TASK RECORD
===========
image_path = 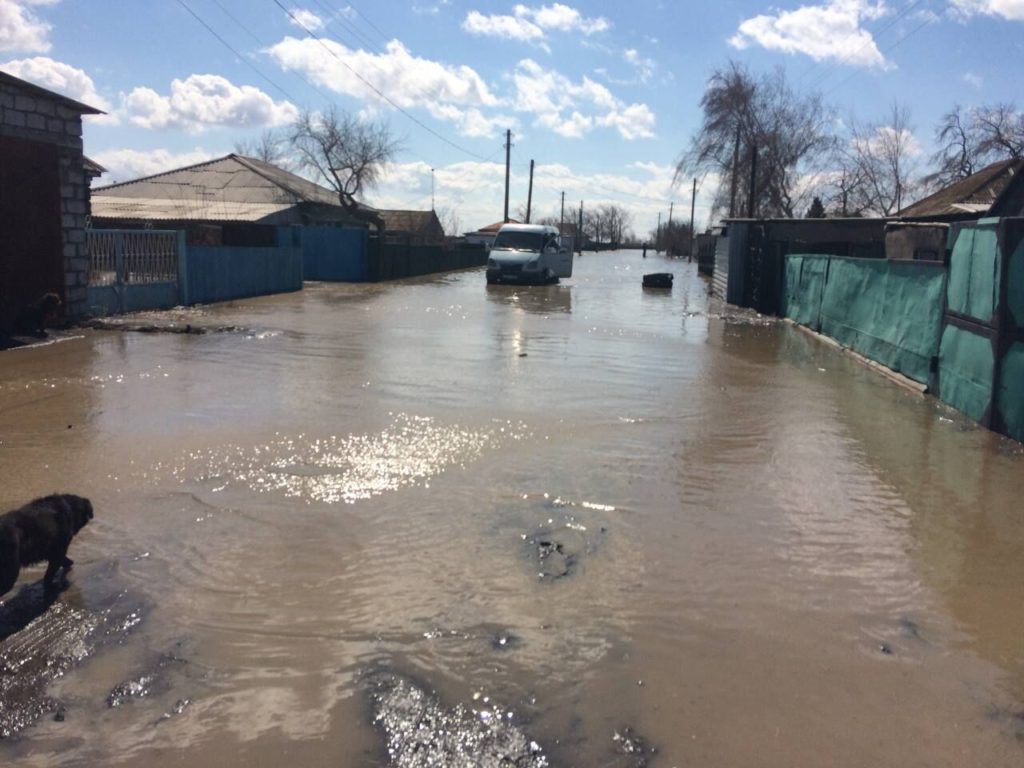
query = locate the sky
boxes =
[1,0,1021,236]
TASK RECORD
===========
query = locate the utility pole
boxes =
[689,178,696,262]
[749,144,757,219]
[668,201,674,257]
[656,211,661,253]
[430,167,435,211]
[578,200,583,255]
[503,129,512,223]
[560,190,565,229]
[525,159,535,224]
[729,124,740,218]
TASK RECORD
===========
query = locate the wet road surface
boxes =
[1,250,1022,766]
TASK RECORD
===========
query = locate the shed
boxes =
[0,70,103,331]
[380,209,445,245]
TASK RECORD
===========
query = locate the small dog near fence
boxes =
[13,292,62,337]
[0,494,94,598]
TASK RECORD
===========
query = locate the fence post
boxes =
[176,229,190,306]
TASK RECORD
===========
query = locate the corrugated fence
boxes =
[782,216,1024,443]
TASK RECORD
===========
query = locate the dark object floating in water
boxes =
[642,273,673,289]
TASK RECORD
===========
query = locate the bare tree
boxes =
[927,102,1023,189]
[842,102,920,216]
[676,61,834,220]
[435,205,462,237]
[973,103,1024,161]
[234,129,289,168]
[289,107,402,231]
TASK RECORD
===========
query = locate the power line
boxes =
[174,0,299,103]
[271,0,493,162]
[821,13,937,99]
[802,0,927,92]
[206,0,337,104]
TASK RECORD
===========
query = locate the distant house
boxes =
[91,153,376,244]
[0,71,104,331]
[380,209,445,245]
[899,159,1024,221]
[464,219,522,247]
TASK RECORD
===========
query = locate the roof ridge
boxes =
[92,153,237,192]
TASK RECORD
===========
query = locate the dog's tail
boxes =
[0,528,20,597]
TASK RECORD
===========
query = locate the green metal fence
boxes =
[783,254,946,386]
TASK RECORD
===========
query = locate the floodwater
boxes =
[1,250,1022,766]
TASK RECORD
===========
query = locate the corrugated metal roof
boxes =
[899,159,1023,218]
[91,196,295,222]
[91,154,377,222]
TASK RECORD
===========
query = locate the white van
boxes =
[485,224,573,284]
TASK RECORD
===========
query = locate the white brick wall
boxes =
[0,82,93,319]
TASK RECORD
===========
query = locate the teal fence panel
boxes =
[782,254,829,330]
[939,324,996,422]
[783,253,946,385]
[1007,231,1024,328]
[946,219,1000,322]
[185,245,303,305]
[998,342,1024,443]
[302,226,368,281]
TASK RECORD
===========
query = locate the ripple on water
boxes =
[161,413,533,504]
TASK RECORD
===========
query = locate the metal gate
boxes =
[87,229,184,314]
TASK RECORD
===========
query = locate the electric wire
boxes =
[173,0,298,103]
[270,0,494,162]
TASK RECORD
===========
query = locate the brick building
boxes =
[0,71,103,332]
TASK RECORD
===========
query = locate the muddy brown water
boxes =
[1,250,1022,766]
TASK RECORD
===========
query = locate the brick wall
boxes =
[0,82,92,319]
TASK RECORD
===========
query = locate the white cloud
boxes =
[413,0,451,14]
[90,147,218,185]
[851,125,924,158]
[462,9,544,42]
[0,0,54,53]
[268,36,506,137]
[511,59,655,140]
[623,48,656,83]
[949,0,1024,19]
[462,3,609,45]
[123,74,299,133]
[730,0,892,69]
[962,71,984,88]
[288,8,324,30]
[0,55,117,122]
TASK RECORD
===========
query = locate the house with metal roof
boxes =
[898,158,1024,221]
[91,153,377,233]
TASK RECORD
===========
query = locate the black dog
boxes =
[13,292,62,337]
[0,494,93,597]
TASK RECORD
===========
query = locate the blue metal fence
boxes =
[301,225,368,281]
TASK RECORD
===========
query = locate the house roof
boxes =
[91,154,375,222]
[0,70,105,115]
[380,209,442,233]
[899,159,1024,219]
[472,219,522,234]
[83,156,105,177]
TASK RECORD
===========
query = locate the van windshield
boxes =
[492,231,545,251]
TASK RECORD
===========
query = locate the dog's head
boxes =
[38,293,62,322]
[65,495,94,533]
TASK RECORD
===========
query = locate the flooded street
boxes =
[1,250,1022,766]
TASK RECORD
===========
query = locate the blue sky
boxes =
[1,0,1021,235]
